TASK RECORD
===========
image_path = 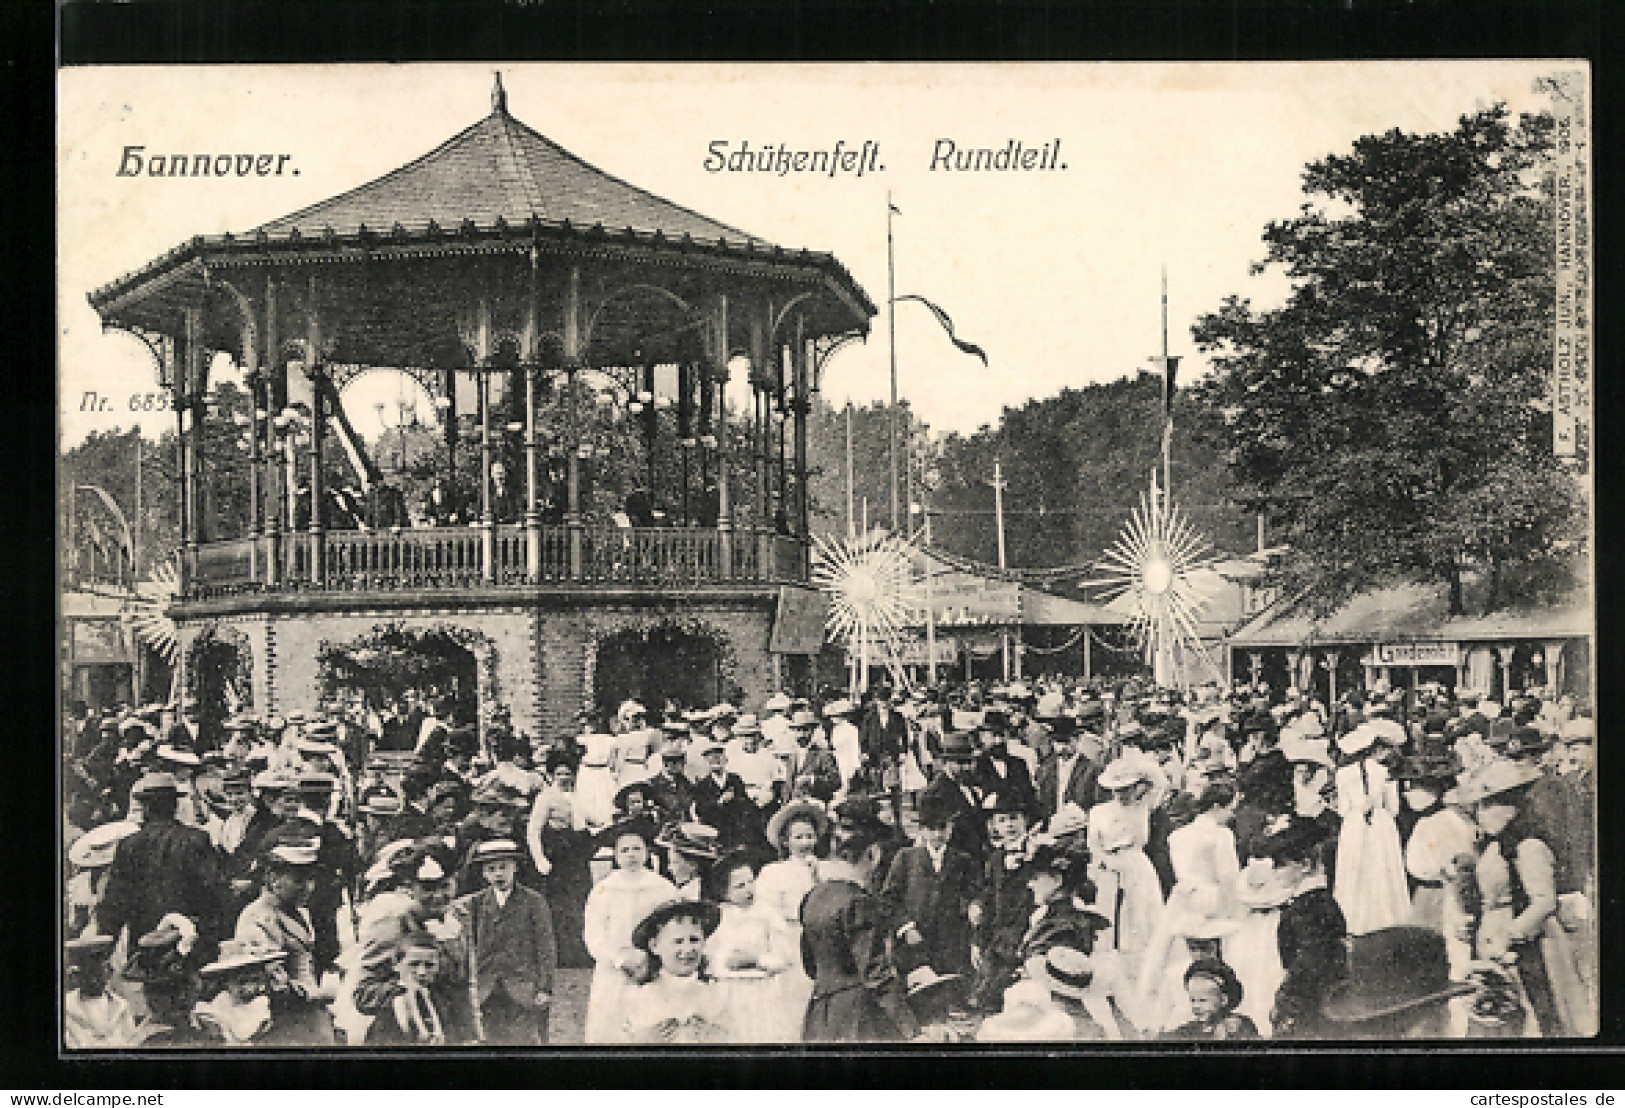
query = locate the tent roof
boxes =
[1228,578,1593,648]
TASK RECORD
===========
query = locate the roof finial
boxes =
[492,71,508,115]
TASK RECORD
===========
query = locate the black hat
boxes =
[630,897,722,952]
[832,793,888,830]
[917,789,958,829]
[1183,958,1244,1011]
[1321,926,1474,1024]
[598,814,658,850]
[614,781,653,813]
[66,934,118,964]
[979,789,1028,818]
[1257,814,1329,865]
[1043,714,1080,741]
[123,922,191,984]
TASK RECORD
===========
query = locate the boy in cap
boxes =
[64,934,138,1048]
[691,738,759,850]
[968,789,1035,1010]
[784,709,841,803]
[449,839,558,1044]
[881,787,980,977]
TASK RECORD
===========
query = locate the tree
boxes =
[1191,104,1585,615]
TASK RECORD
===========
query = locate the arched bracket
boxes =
[812,330,866,391]
[101,323,176,391]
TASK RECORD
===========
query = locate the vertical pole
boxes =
[1160,265,1172,501]
[887,192,899,532]
[133,435,142,583]
[306,278,326,585]
[845,402,855,540]
[564,266,583,578]
[1256,512,1266,554]
[1083,626,1093,681]
[246,371,261,582]
[793,318,809,541]
[524,361,541,581]
[993,457,1008,681]
[924,509,936,687]
[479,364,494,582]
[183,307,204,588]
[263,277,282,587]
[715,295,734,577]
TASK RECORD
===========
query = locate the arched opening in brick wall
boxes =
[592,623,725,717]
[186,623,254,741]
[316,624,484,749]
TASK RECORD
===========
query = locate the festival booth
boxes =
[87,77,873,738]
[1225,577,1593,705]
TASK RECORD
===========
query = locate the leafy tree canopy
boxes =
[1189,104,1585,616]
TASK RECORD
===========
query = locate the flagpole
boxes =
[845,402,855,540]
[887,193,900,534]
[1161,265,1172,501]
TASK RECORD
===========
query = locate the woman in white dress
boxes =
[1397,755,1477,980]
[618,899,732,1044]
[1131,781,1242,1034]
[754,798,828,1035]
[573,733,621,834]
[1229,858,1290,1037]
[1332,721,1412,935]
[582,817,676,1043]
[704,851,793,1041]
[1087,751,1167,1002]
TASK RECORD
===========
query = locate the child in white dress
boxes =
[705,851,794,1041]
[582,817,676,1043]
[619,899,731,1044]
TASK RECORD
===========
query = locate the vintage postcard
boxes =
[58,62,1593,1050]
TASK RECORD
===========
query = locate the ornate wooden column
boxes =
[478,361,495,582]
[170,335,190,595]
[749,306,773,571]
[263,277,282,587]
[792,315,811,572]
[182,306,205,583]
[563,265,584,578]
[306,276,326,585]
[713,294,733,578]
[523,249,542,581]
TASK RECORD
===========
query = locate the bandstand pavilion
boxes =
[87,76,873,739]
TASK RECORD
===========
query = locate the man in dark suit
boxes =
[860,686,913,830]
[691,739,760,849]
[1034,713,1102,826]
[916,731,987,865]
[449,839,557,1044]
[647,743,697,826]
[880,788,979,975]
[971,708,1038,823]
[97,772,234,962]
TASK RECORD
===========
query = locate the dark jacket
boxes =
[1017,896,1107,964]
[98,816,233,955]
[1034,751,1101,823]
[1271,882,1347,1040]
[880,844,979,975]
[1160,1013,1260,1041]
[917,774,987,863]
[785,744,842,804]
[691,772,759,847]
[646,771,696,826]
[449,884,557,1010]
[972,745,1038,820]
[859,708,912,765]
[800,877,920,1042]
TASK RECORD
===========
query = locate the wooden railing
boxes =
[184,524,808,597]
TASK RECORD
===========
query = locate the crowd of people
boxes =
[62,674,1597,1047]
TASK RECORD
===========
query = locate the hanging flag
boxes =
[895,294,989,366]
[889,199,901,215]
[1149,354,1181,420]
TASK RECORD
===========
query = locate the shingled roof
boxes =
[254,77,762,246]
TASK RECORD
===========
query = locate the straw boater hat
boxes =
[762,693,793,714]
[252,767,301,793]
[199,938,289,979]
[631,897,722,952]
[1453,759,1542,806]
[1321,926,1474,1024]
[130,770,182,796]
[66,934,118,964]
[1278,735,1335,772]
[766,797,829,850]
[658,821,723,860]
[732,713,762,735]
[1033,945,1101,1002]
[357,782,406,816]
[68,820,140,869]
[822,698,858,719]
[788,709,820,729]
[469,838,525,866]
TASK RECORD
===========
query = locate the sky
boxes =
[58,61,1567,448]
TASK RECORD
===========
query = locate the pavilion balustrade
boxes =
[183,524,806,597]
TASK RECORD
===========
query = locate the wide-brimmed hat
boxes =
[1033,945,1098,1001]
[821,698,858,719]
[1321,926,1474,1023]
[788,709,820,729]
[469,838,525,866]
[762,693,793,714]
[1183,958,1244,1010]
[979,789,1028,818]
[1454,758,1542,805]
[657,821,723,860]
[357,782,406,816]
[1490,724,1554,759]
[1097,752,1156,791]
[766,797,828,849]
[1336,722,1380,756]
[252,767,301,793]
[424,779,471,812]
[832,793,889,830]
[131,770,182,796]
[68,820,140,869]
[122,921,192,984]
[614,781,653,812]
[1044,802,1090,840]
[263,834,322,868]
[598,814,659,850]
[617,699,648,720]
[630,897,722,952]
[65,934,118,963]
[155,742,201,768]
[732,714,762,735]
[199,938,289,978]
[1278,736,1334,771]
[470,779,529,810]
[904,964,967,1002]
